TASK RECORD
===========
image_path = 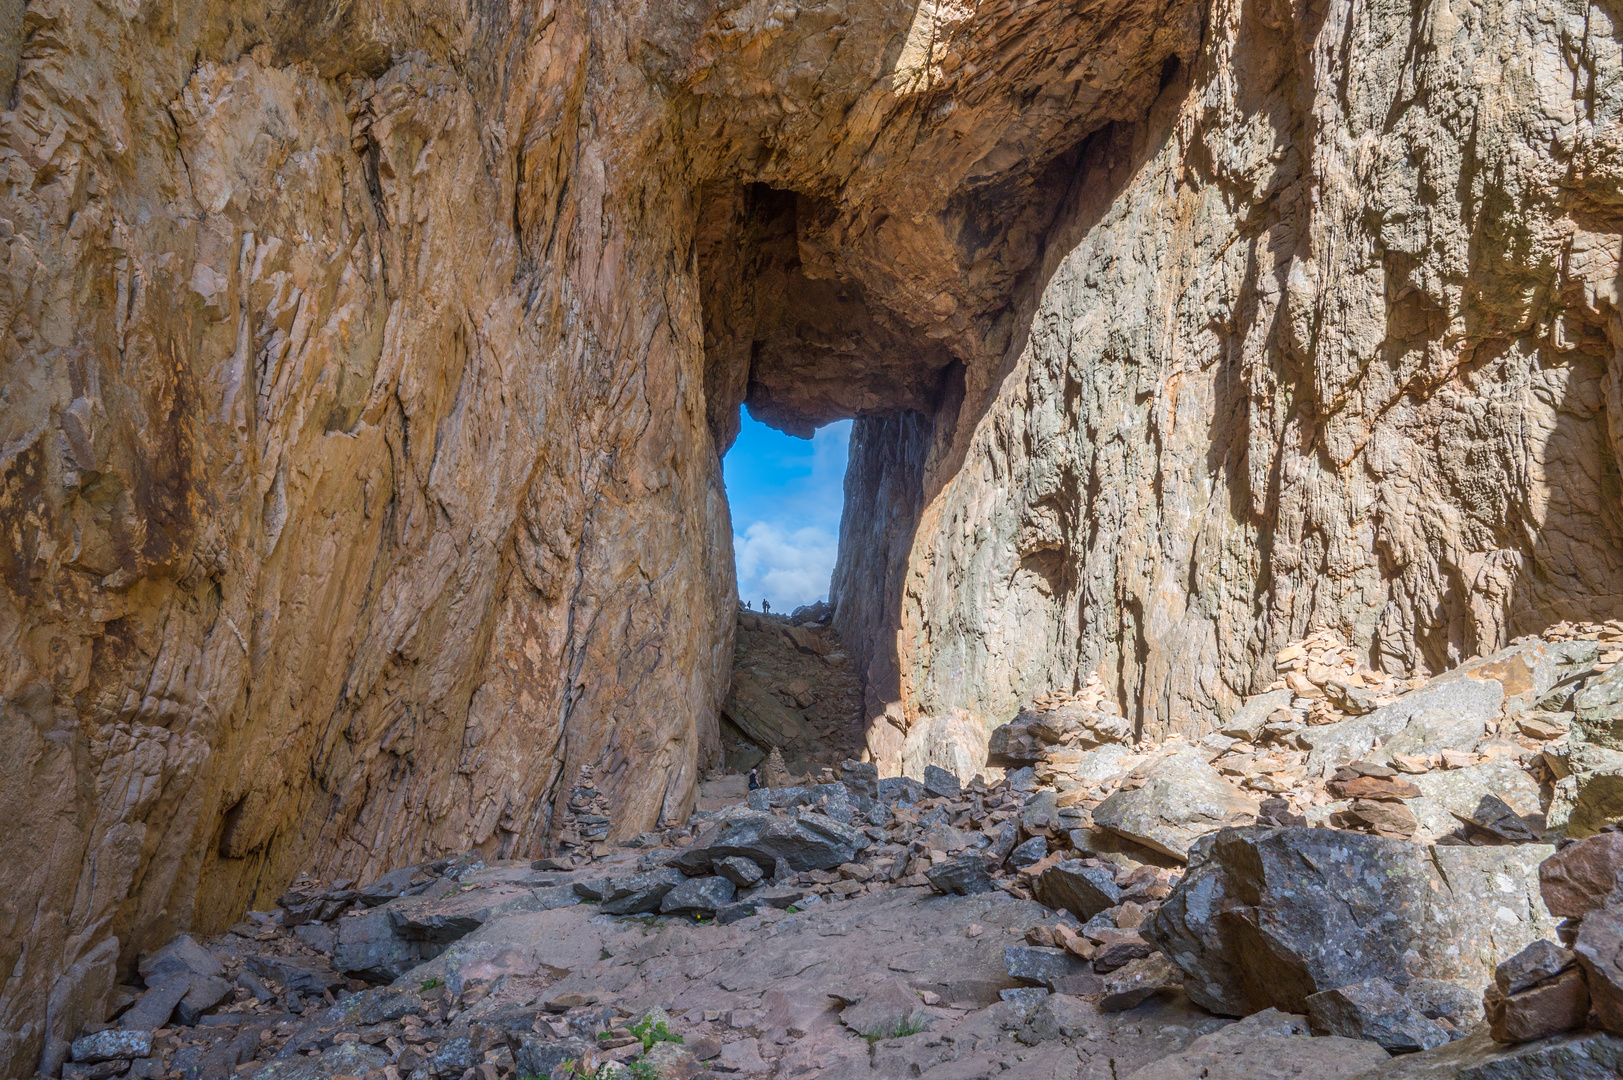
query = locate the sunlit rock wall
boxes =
[873,0,1623,751]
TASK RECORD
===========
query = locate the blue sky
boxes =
[723,409,852,612]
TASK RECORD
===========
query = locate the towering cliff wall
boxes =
[850,0,1623,762]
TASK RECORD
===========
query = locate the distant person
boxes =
[748,767,761,791]
[762,598,771,614]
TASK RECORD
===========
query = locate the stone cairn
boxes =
[555,765,612,858]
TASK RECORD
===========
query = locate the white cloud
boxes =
[733,520,838,613]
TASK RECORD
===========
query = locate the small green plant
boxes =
[419,977,443,992]
[630,1016,683,1051]
[862,1016,927,1043]
[626,1061,661,1080]
[785,905,800,914]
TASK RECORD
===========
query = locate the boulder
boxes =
[1485,968,1589,1044]
[1575,907,1623,1035]
[878,776,929,807]
[1540,831,1623,917]
[1032,861,1122,921]
[721,670,806,747]
[1574,662,1623,749]
[1004,945,1092,990]
[388,883,546,943]
[716,856,764,887]
[1090,953,1178,1011]
[1382,710,1486,759]
[512,1037,593,1080]
[1405,761,1543,840]
[923,764,961,800]
[173,975,232,1026]
[119,979,188,1031]
[1305,978,1451,1053]
[1146,827,1556,1019]
[1092,747,1259,860]
[925,855,995,895]
[137,936,224,985]
[334,909,429,982]
[599,867,686,915]
[674,811,864,876]
[352,987,423,1025]
[1008,836,1049,869]
[1549,742,1623,838]
[355,865,426,906]
[659,875,737,915]
[1222,691,1295,741]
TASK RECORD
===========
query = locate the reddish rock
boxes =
[1485,969,1590,1044]
[1574,907,1623,1035]
[1540,832,1623,918]
[1326,776,1423,801]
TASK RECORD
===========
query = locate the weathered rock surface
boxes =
[1147,827,1556,1019]
[1092,748,1259,860]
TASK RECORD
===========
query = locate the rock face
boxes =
[1147,827,1557,1019]
[834,0,1623,763]
[6,0,1623,1075]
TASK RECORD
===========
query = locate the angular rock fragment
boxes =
[1098,953,1181,1012]
[1306,977,1451,1053]
[716,855,765,887]
[119,980,189,1031]
[1575,907,1623,1035]
[922,764,961,799]
[71,1031,152,1064]
[673,811,863,875]
[659,875,737,915]
[1091,747,1259,860]
[837,978,927,1038]
[138,936,224,985]
[1004,945,1092,989]
[925,855,994,895]
[599,867,686,915]
[245,954,343,996]
[334,902,428,980]
[1008,836,1049,869]
[1540,831,1623,917]
[1031,860,1122,921]
[1485,967,1589,1044]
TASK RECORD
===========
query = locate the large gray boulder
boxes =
[1146,827,1556,1020]
[1092,746,1258,860]
[673,809,864,875]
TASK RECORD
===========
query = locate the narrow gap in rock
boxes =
[706,408,866,798]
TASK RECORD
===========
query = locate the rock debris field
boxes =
[39,625,1623,1080]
